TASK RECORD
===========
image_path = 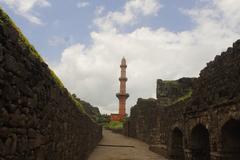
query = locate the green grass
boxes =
[163,80,178,85]
[70,94,99,123]
[173,90,192,104]
[104,121,123,129]
[71,96,84,113]
[49,69,65,91]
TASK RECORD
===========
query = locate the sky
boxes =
[0,0,240,114]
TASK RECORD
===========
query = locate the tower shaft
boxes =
[116,58,129,118]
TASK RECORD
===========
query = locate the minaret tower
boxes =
[116,57,129,119]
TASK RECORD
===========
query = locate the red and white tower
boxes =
[111,57,129,121]
[116,57,129,118]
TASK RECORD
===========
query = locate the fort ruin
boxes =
[124,40,240,160]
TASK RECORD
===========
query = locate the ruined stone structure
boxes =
[111,57,129,121]
[124,40,240,160]
[0,8,102,160]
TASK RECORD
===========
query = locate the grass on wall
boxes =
[173,90,192,104]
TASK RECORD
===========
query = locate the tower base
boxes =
[110,113,125,121]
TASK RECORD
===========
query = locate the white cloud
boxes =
[213,0,240,32]
[125,0,161,16]
[52,0,240,114]
[77,1,89,8]
[0,0,50,25]
[94,0,162,31]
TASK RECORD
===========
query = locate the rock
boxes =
[0,127,9,138]
[26,114,39,128]
[0,139,4,153]
[233,40,240,49]
[10,134,17,154]
[28,128,37,138]
[36,147,45,160]
[3,134,17,154]
[17,136,28,153]
[10,128,27,135]
[0,107,9,124]
[6,104,17,113]
[4,54,19,74]
[9,109,26,127]
[17,97,28,106]
[0,68,5,79]
[27,95,38,108]
[3,83,19,101]
[29,134,47,149]
[17,80,33,97]
[0,45,3,62]
[21,107,30,114]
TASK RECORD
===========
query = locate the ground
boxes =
[88,129,166,160]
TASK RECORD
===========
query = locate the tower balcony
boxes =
[119,77,128,81]
[116,93,129,99]
[120,64,127,68]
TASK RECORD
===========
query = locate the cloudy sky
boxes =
[1,0,240,114]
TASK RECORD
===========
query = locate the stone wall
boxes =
[125,40,240,160]
[189,40,240,111]
[72,94,101,122]
[127,98,158,144]
[157,78,195,106]
[0,8,102,160]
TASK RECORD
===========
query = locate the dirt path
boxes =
[88,129,167,160]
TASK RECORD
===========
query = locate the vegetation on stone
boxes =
[172,89,192,104]
[72,94,101,122]
[163,80,178,85]
[156,78,195,106]
[104,121,124,129]
[50,69,66,91]
[71,94,85,112]
[96,114,111,125]
[104,115,129,130]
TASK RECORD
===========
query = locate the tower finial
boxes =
[121,57,126,66]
